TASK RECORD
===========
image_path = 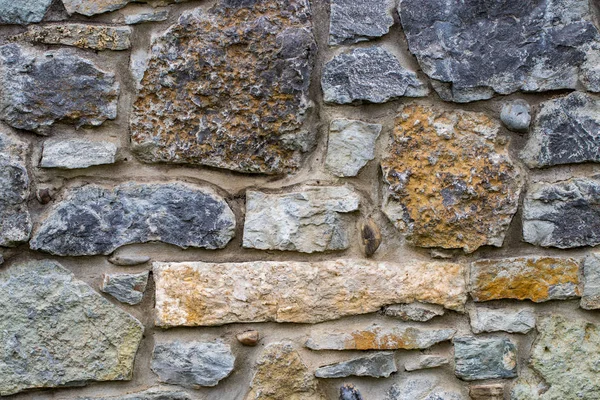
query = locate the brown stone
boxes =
[469,384,504,400]
[15,24,132,51]
[361,218,382,257]
[236,330,259,347]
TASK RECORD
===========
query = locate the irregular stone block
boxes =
[0,0,52,25]
[469,307,535,334]
[0,44,119,134]
[16,24,132,51]
[243,186,360,253]
[326,119,381,177]
[322,47,428,104]
[386,377,467,400]
[153,260,467,327]
[470,257,580,302]
[315,352,397,378]
[399,0,600,101]
[30,182,236,256]
[62,0,133,15]
[0,260,144,396]
[500,99,531,133]
[582,253,600,309]
[404,355,449,372]
[40,139,118,169]
[125,9,169,24]
[101,271,149,305]
[80,387,191,400]
[340,384,363,400]
[381,104,523,253]
[469,384,504,400]
[151,341,235,388]
[454,337,517,381]
[329,0,394,45]
[131,0,316,174]
[382,303,445,322]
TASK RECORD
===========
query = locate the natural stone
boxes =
[404,355,449,372]
[469,384,503,400]
[329,0,394,45]
[153,260,467,327]
[326,119,381,177]
[31,182,235,256]
[0,0,53,25]
[40,139,118,169]
[236,330,260,346]
[108,252,151,266]
[242,186,360,253]
[340,384,363,400]
[101,271,149,305]
[500,100,531,133]
[386,377,466,400]
[381,104,522,253]
[382,303,445,322]
[131,0,316,174]
[315,352,397,378]
[0,44,119,134]
[398,0,600,101]
[80,387,191,400]
[322,47,428,104]
[361,218,382,257]
[151,341,235,388]
[16,24,132,51]
[582,253,600,309]
[125,9,169,25]
[470,257,580,302]
[469,307,536,334]
[61,0,185,16]
[0,260,144,396]
[454,337,517,381]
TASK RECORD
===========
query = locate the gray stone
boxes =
[404,356,449,372]
[454,337,517,381]
[0,44,119,134]
[329,0,394,45]
[243,186,360,253]
[340,384,363,400]
[0,260,144,396]
[386,377,467,400]
[62,0,188,16]
[500,100,531,133]
[469,307,536,334]
[322,46,428,104]
[521,92,600,168]
[40,139,118,169]
[315,352,397,378]
[151,341,235,388]
[30,182,236,256]
[326,119,381,177]
[382,303,445,322]
[398,0,600,102]
[108,252,151,266]
[16,24,132,51]
[581,253,600,309]
[125,9,169,24]
[101,271,149,305]
[0,0,53,25]
[79,387,191,400]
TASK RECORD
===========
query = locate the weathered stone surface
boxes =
[470,257,580,302]
[0,260,144,396]
[101,271,149,305]
[322,47,428,104]
[61,0,184,16]
[243,186,360,253]
[131,0,316,174]
[40,139,118,169]
[469,384,503,400]
[405,355,449,372]
[500,100,531,133]
[80,387,191,400]
[246,342,325,400]
[125,9,169,24]
[315,352,397,378]
[469,307,536,334]
[0,0,52,25]
[399,0,600,102]
[361,218,382,257]
[236,330,260,346]
[108,253,150,266]
[0,44,119,134]
[329,0,394,45]
[382,303,445,322]
[386,377,466,400]
[521,92,600,168]
[340,384,363,400]
[454,337,517,381]
[151,341,234,388]
[582,253,600,309]
[326,119,381,177]
[381,104,523,253]
[30,182,236,256]
[153,260,467,327]
[16,24,132,51]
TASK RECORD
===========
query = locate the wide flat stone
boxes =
[0,260,144,396]
[125,9,169,24]
[0,0,53,24]
[469,384,504,400]
[153,260,467,327]
[381,104,523,253]
[382,303,445,322]
[469,307,536,334]
[62,0,183,16]
[30,182,236,256]
[454,337,517,381]
[40,139,118,169]
[16,24,132,51]
[326,119,381,177]
[582,253,600,309]
[131,0,315,174]
[404,355,449,372]
[386,377,467,400]
[101,271,149,305]
[81,387,191,400]
[329,0,394,45]
[315,352,397,378]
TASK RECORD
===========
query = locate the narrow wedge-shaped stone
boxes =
[405,355,449,372]
[16,24,132,51]
[315,352,397,378]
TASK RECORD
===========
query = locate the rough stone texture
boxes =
[80,387,191,400]
[245,342,325,400]
[382,303,445,322]
[329,0,394,45]
[322,47,428,104]
[500,100,531,133]
[314,352,397,378]
[40,139,118,169]
[470,257,580,302]
[386,377,466,400]
[130,0,316,174]
[469,307,536,334]
[243,186,360,253]
[0,260,144,396]
[62,0,187,16]
[16,24,132,51]
[454,337,517,381]
[340,384,363,400]
[399,0,600,102]
[0,0,53,25]
[108,252,150,266]
[381,104,523,253]
[30,182,236,256]
[404,356,449,372]
[153,260,467,327]
[469,384,503,400]
[101,271,149,305]
[521,92,600,168]
[125,10,169,25]
[361,218,382,257]
[0,44,119,134]
[151,341,235,388]
[236,330,259,346]
[326,119,381,177]
[582,253,600,309]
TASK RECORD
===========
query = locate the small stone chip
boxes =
[101,271,149,305]
[500,99,531,133]
[236,330,260,346]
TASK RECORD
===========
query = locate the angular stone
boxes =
[0,44,119,134]
[582,253,600,309]
[101,271,149,305]
[40,139,118,169]
[454,337,517,381]
[80,387,191,400]
[381,104,523,253]
[399,0,600,102]
[62,0,183,16]
[500,100,531,133]
[469,307,535,334]
[151,341,235,388]
[30,182,236,256]
[0,260,144,396]
[386,377,467,400]
[125,9,169,24]
[0,0,52,25]
[404,355,449,372]
[470,257,580,302]
[469,384,503,400]
[329,0,394,45]
[340,384,363,400]
[382,303,445,322]
[153,260,467,327]
[242,186,360,253]
[131,0,315,174]
[322,47,428,104]
[315,352,397,378]
[326,119,381,177]
[16,24,132,51]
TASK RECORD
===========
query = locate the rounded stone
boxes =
[500,100,531,132]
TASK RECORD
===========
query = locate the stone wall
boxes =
[1,0,600,399]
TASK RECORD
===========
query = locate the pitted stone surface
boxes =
[582,253,600,309]
[101,271,149,305]
[382,303,445,322]
[30,182,236,256]
[469,307,536,334]
[81,387,191,400]
[315,352,397,378]
[0,260,144,396]
[454,337,517,381]
[326,119,381,177]
[125,9,169,24]
[381,104,523,253]
[131,0,316,174]
[40,139,118,169]
[404,356,449,372]
[329,0,394,45]
[0,0,53,25]
[16,24,132,51]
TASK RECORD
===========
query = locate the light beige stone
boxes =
[15,24,132,51]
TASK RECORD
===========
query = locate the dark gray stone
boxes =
[315,352,397,379]
[340,384,364,400]
[79,387,191,400]
[454,337,517,381]
[501,100,531,133]
[0,0,53,25]
[329,0,394,45]
[101,271,149,305]
[30,182,236,256]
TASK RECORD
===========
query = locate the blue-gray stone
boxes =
[501,100,531,133]
[0,0,53,25]
[386,377,467,400]
[329,0,394,45]
[101,271,149,305]
[454,337,517,381]
[315,352,397,378]
[80,387,191,400]
[340,384,364,400]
